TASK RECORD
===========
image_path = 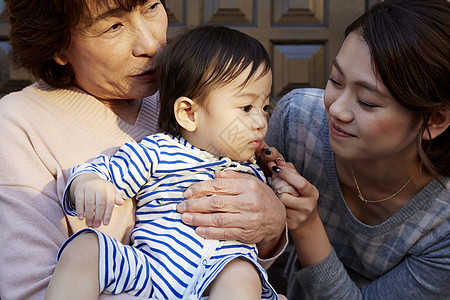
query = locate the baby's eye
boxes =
[242,105,252,112]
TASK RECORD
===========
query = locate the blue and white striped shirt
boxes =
[62,133,277,299]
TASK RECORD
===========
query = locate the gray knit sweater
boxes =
[266,88,450,299]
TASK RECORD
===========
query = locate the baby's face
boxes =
[194,65,272,161]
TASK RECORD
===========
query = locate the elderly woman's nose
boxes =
[133,23,162,57]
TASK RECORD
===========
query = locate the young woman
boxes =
[266,0,450,298]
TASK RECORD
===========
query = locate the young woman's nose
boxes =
[328,92,354,123]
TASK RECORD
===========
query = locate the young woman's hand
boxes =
[69,173,124,227]
[270,161,331,267]
[270,160,319,232]
[257,144,316,231]
[255,143,284,177]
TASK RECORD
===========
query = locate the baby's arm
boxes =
[65,140,161,227]
[69,173,124,228]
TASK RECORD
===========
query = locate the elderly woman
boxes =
[0,1,286,299]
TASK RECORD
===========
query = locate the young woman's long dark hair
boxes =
[345,0,450,178]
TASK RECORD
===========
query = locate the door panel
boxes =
[0,0,376,98]
[166,0,370,99]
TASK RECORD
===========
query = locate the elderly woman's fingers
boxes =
[178,171,286,245]
[180,170,249,201]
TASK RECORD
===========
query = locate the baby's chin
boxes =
[206,146,255,162]
[228,153,256,162]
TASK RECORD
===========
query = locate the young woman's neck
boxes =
[335,153,433,225]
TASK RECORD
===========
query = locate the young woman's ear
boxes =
[53,52,69,66]
[422,108,450,140]
[174,97,198,132]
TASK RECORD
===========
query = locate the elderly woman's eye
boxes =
[147,1,162,12]
[108,23,123,32]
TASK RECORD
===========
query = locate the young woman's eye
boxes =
[242,105,252,112]
[357,99,378,108]
[328,76,341,87]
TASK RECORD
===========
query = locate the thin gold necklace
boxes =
[348,162,417,204]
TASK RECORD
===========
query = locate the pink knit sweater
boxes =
[0,82,285,299]
[0,82,159,299]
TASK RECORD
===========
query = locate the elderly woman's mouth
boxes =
[132,69,156,81]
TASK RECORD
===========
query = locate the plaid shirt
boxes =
[266,88,450,299]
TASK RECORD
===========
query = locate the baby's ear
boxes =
[422,108,450,140]
[174,96,198,132]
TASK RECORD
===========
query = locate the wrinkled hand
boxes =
[177,170,286,257]
[69,173,124,227]
[270,160,319,232]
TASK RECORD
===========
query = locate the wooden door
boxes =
[0,1,37,96]
[1,0,378,98]
[165,0,379,99]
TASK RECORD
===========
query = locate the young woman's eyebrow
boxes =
[332,58,384,96]
[332,58,344,75]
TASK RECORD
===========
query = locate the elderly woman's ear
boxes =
[53,52,69,66]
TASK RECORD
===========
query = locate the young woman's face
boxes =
[56,0,167,100]
[324,32,420,162]
[195,65,272,161]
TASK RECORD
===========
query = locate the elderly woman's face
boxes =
[54,0,167,100]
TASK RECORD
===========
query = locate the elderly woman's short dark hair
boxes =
[6,0,165,87]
